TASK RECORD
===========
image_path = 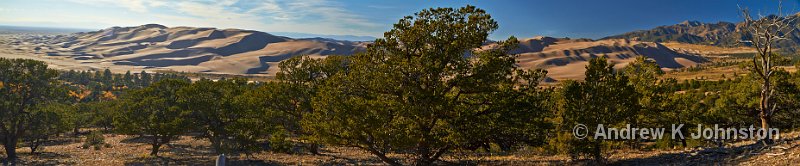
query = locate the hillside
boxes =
[603,14,800,50]
[486,36,708,81]
[603,20,738,45]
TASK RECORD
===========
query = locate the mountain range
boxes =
[604,14,800,51]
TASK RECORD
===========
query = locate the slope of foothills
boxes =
[485,36,709,81]
[604,14,800,52]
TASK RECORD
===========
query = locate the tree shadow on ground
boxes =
[165,142,214,156]
[123,155,285,166]
[455,159,568,166]
[609,140,794,166]
[42,137,82,146]
[123,141,259,165]
[120,136,152,144]
[227,159,281,166]
[314,153,387,165]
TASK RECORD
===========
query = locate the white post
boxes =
[215,154,226,166]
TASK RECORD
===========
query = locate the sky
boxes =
[0,0,798,40]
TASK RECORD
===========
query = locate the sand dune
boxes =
[20,24,366,76]
[486,37,708,81]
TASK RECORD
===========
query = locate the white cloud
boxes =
[283,0,380,27]
[176,1,249,20]
[33,0,383,36]
[66,0,166,12]
[247,0,292,20]
[168,0,380,35]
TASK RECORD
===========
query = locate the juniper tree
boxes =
[556,57,637,162]
[114,79,191,156]
[304,6,550,165]
[0,58,61,162]
[248,55,349,154]
[24,102,70,154]
[178,78,263,154]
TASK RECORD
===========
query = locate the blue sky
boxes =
[0,0,797,40]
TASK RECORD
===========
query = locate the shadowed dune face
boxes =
[198,40,366,74]
[499,37,708,81]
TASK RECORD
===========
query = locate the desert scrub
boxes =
[82,131,108,150]
[268,130,293,153]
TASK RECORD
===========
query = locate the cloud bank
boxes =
[1,0,384,37]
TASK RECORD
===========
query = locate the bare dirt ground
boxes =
[2,131,800,165]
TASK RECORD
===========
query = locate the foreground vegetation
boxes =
[3,5,800,166]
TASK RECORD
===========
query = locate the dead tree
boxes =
[738,1,798,144]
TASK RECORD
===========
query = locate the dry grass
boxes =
[663,65,746,81]
[662,65,797,81]
[661,42,756,55]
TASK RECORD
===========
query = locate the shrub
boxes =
[83,131,106,150]
[268,130,293,153]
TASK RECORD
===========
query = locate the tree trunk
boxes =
[365,147,401,166]
[414,149,432,166]
[681,138,687,148]
[414,157,433,166]
[760,79,774,144]
[306,143,320,155]
[73,127,80,137]
[412,147,449,166]
[210,137,223,155]
[4,136,18,164]
[150,144,162,156]
[150,135,163,157]
[29,138,42,154]
[592,140,604,164]
[761,114,774,144]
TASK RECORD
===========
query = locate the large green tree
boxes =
[0,58,62,162]
[622,57,667,148]
[24,102,70,154]
[178,78,263,154]
[556,57,637,162]
[246,55,349,154]
[304,6,549,165]
[114,79,191,156]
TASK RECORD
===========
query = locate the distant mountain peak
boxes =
[604,14,800,51]
[679,20,703,26]
[603,19,738,45]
